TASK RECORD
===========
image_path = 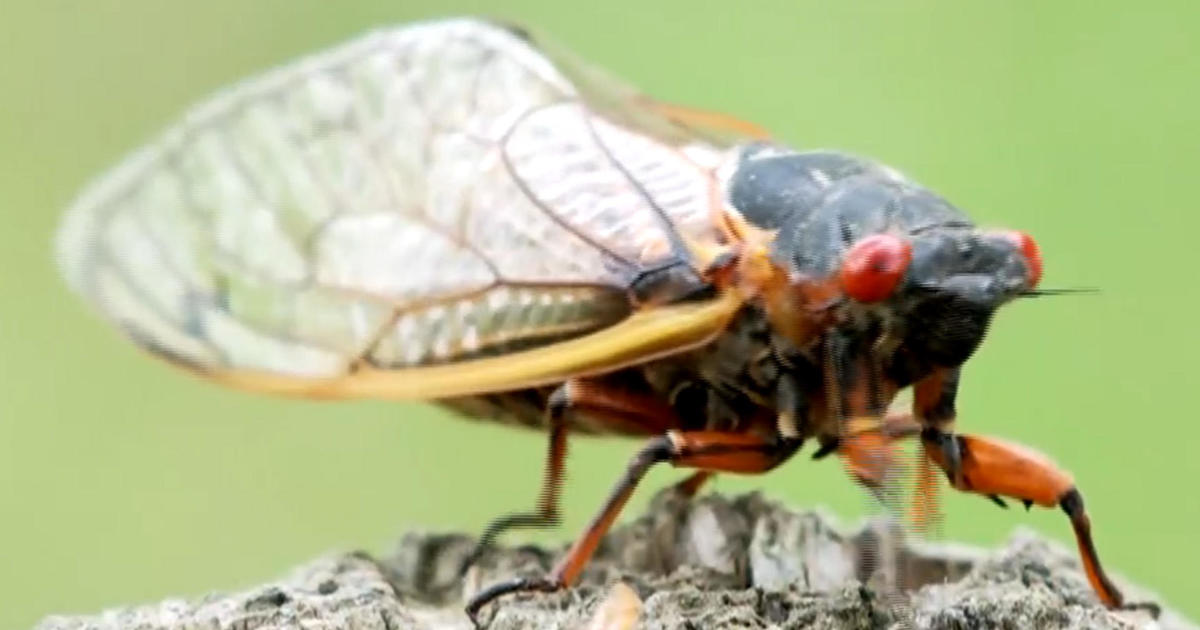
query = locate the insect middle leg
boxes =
[465,429,801,624]
[825,369,959,529]
[831,412,922,494]
[672,469,716,497]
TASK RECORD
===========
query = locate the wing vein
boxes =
[582,110,694,266]
[499,101,639,271]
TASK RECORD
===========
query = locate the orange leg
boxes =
[824,408,945,556]
[673,470,715,497]
[462,380,682,576]
[465,430,801,624]
[911,445,943,535]
[922,429,1126,609]
[835,412,920,492]
[906,369,960,536]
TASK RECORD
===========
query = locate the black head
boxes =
[739,149,1041,371]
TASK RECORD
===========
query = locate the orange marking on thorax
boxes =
[756,264,842,352]
[707,204,839,351]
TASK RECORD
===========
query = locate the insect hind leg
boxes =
[459,388,573,577]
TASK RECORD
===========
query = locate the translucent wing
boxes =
[57,18,745,398]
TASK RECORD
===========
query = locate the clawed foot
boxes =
[457,510,560,578]
[465,575,560,628]
[1119,600,1162,618]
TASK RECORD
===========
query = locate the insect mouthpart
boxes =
[1018,287,1099,298]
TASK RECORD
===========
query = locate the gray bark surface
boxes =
[36,492,1193,630]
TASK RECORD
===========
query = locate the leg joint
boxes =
[547,382,574,418]
[1058,486,1084,518]
[921,427,964,486]
[632,435,676,470]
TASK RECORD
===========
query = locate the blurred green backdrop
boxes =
[2,1,1198,627]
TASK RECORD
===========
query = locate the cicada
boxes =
[57,18,1127,620]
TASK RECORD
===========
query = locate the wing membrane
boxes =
[58,18,743,395]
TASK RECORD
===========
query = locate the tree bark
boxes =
[35,491,1193,630]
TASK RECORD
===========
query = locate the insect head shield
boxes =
[837,228,1042,305]
[767,173,1045,369]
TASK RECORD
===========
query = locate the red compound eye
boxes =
[839,234,913,303]
[1002,230,1043,288]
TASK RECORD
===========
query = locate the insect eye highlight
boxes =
[1000,230,1043,288]
[838,234,912,303]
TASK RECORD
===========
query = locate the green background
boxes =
[2,2,1197,627]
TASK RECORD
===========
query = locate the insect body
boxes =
[57,18,1128,621]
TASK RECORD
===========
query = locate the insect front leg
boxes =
[912,369,1149,613]
[919,429,1139,609]
[465,428,801,626]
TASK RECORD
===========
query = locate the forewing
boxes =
[57,19,738,396]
